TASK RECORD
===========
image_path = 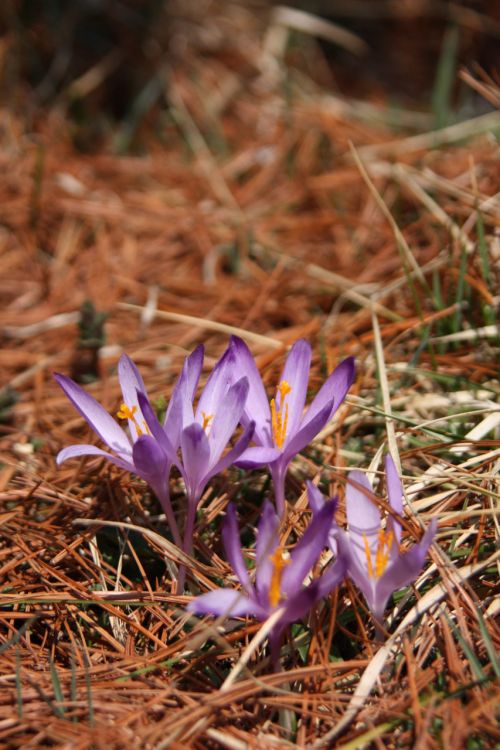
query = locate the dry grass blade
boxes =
[269,6,368,55]
[118,302,284,349]
[356,110,500,159]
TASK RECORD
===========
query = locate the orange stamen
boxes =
[116,403,150,437]
[375,530,393,578]
[364,529,394,579]
[117,403,137,421]
[270,380,291,448]
[363,534,374,579]
[268,547,290,608]
[201,411,213,431]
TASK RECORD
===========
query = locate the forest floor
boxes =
[0,3,499,748]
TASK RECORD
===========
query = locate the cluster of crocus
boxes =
[56,337,436,664]
[55,336,354,538]
[56,345,254,553]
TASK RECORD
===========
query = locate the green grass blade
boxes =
[445,613,487,683]
[49,658,65,718]
[0,616,38,655]
[476,211,495,326]
[452,245,467,334]
[475,609,500,679]
[432,25,459,129]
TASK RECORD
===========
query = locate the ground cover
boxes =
[0,3,498,748]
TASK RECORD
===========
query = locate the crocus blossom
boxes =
[309,456,436,634]
[187,498,346,668]
[135,346,255,559]
[228,336,355,515]
[55,348,204,547]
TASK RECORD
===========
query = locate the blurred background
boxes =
[1,0,498,151]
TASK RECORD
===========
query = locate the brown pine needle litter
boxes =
[0,3,499,748]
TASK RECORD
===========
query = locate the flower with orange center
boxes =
[307,457,436,634]
[187,499,346,670]
[228,336,356,516]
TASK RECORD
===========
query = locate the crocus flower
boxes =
[228,336,355,515]
[309,456,437,635]
[55,348,204,547]
[135,347,255,559]
[187,498,346,668]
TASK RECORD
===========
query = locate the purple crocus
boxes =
[187,499,346,668]
[308,456,437,636]
[55,349,205,548]
[228,336,356,515]
[135,347,255,560]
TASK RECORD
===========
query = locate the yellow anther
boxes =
[278,380,292,400]
[269,547,290,608]
[201,411,214,431]
[117,403,137,421]
[364,529,393,579]
[270,380,292,449]
[375,530,393,578]
[363,534,374,579]
[116,402,149,437]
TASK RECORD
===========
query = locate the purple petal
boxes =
[300,357,355,431]
[222,504,252,594]
[282,399,333,462]
[164,390,187,452]
[345,470,381,568]
[57,444,135,473]
[281,501,336,597]
[306,481,326,514]
[180,423,211,502]
[316,555,347,599]
[335,530,375,608]
[385,454,403,545]
[280,581,323,625]
[187,589,262,618]
[235,445,282,469]
[278,339,311,437]
[195,345,235,426]
[255,501,280,604]
[117,354,148,441]
[164,345,204,444]
[54,373,130,454]
[207,377,249,462]
[204,421,255,482]
[375,518,437,613]
[181,344,205,401]
[132,435,169,491]
[137,391,177,463]
[229,336,271,444]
